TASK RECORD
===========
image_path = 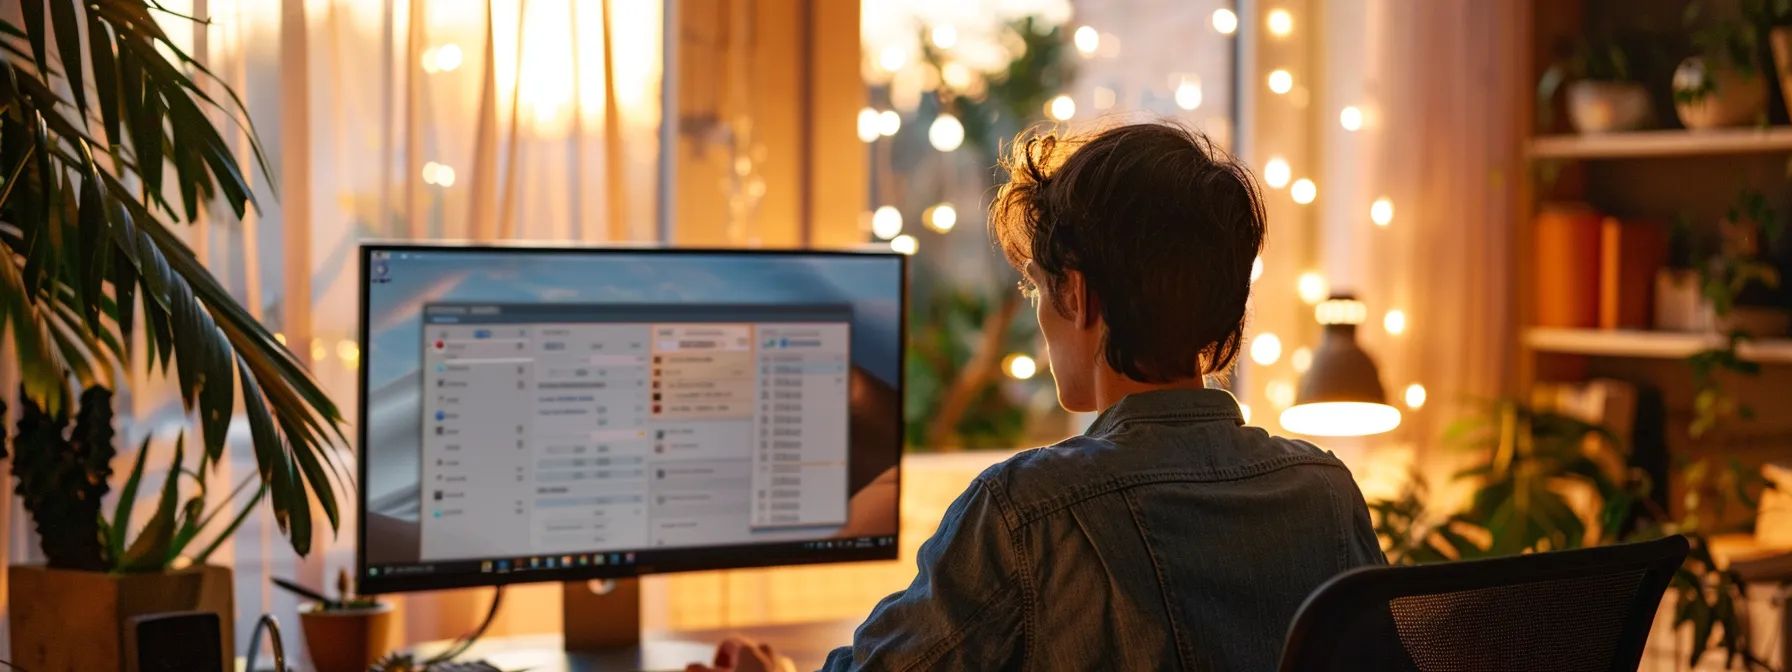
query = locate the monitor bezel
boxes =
[355,243,907,595]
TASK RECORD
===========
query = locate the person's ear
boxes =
[1064,270,1097,329]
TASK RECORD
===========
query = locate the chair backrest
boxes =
[1278,535,1689,672]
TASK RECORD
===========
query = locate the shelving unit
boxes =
[1527,127,1792,160]
[1524,328,1792,363]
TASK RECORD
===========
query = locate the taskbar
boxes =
[364,535,898,591]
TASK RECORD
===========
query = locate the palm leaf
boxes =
[109,433,152,563]
[171,472,256,559]
[118,432,183,572]
[0,0,347,560]
[192,483,265,564]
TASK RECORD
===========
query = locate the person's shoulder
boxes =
[971,435,1127,515]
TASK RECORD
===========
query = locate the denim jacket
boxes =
[821,389,1386,671]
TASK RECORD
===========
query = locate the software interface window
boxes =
[418,303,851,562]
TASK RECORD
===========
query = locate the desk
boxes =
[411,619,859,671]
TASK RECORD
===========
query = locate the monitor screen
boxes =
[357,245,905,594]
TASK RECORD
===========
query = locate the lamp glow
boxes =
[929,115,965,152]
[1263,157,1291,188]
[1048,95,1076,121]
[1280,402,1401,437]
[1371,198,1394,226]
[871,206,903,240]
[1212,9,1239,35]
[1074,26,1100,56]
[1291,178,1316,204]
[1268,69,1293,94]
[1004,354,1038,380]
[1251,333,1283,366]
[1267,9,1294,36]
[890,234,918,255]
[931,24,958,49]
[857,108,881,143]
[927,204,957,232]
[1384,309,1407,335]
[1297,272,1329,305]
[1405,383,1428,409]
[1339,106,1362,131]
[877,110,901,136]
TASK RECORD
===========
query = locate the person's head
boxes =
[991,122,1266,413]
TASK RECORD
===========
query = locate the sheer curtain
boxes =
[2,0,664,658]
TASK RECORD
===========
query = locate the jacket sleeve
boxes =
[817,479,1025,671]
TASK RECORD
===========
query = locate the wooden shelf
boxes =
[1524,328,1792,363]
[1526,127,1792,160]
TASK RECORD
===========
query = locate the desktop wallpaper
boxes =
[361,247,904,565]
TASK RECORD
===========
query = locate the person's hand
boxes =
[685,635,795,672]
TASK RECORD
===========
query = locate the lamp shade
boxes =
[1280,296,1401,437]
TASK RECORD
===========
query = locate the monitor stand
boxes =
[559,579,714,671]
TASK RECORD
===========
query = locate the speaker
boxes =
[124,611,226,672]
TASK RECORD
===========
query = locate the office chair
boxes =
[1278,534,1689,672]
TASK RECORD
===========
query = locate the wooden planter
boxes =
[8,564,234,672]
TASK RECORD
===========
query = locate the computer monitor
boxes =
[357,245,905,595]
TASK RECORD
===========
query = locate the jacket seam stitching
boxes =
[1123,488,1194,670]
[1009,455,1350,526]
[980,476,1035,669]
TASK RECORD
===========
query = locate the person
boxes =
[688,121,1386,672]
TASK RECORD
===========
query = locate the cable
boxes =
[424,585,506,666]
[243,614,288,672]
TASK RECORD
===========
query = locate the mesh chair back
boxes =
[1278,535,1689,672]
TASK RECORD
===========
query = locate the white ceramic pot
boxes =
[1673,57,1769,129]
[1566,81,1653,133]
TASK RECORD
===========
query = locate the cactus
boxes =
[6,386,117,571]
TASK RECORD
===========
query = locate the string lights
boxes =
[871,206,903,240]
[1266,9,1294,36]
[1263,157,1291,188]
[1371,198,1394,226]
[1339,106,1362,131]
[1074,26,1100,56]
[890,234,918,255]
[1267,69,1293,94]
[929,115,965,152]
[856,108,880,143]
[1290,178,1316,204]
[1251,333,1284,366]
[1048,95,1077,121]
[1212,9,1239,35]
[925,204,957,233]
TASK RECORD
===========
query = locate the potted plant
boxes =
[1676,2,1772,129]
[277,570,395,672]
[1538,35,1654,134]
[4,392,265,670]
[0,0,347,667]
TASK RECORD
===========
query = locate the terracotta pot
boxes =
[299,601,396,672]
[1771,27,1792,122]
[1567,81,1653,133]
[1674,57,1769,129]
[7,564,235,672]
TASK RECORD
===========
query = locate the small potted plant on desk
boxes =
[276,569,395,672]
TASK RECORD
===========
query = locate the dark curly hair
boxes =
[991,121,1266,382]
